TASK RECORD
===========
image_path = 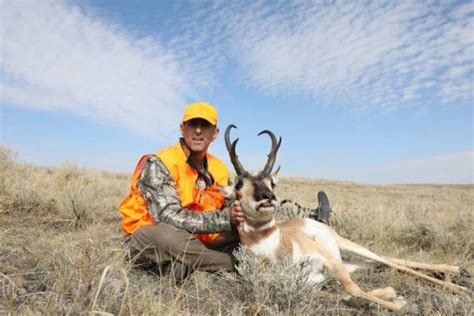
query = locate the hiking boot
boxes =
[162,261,189,284]
[316,191,332,224]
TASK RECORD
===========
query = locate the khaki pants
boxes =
[130,223,240,272]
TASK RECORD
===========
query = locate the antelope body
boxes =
[222,124,469,312]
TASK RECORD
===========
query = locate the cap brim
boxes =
[183,115,216,125]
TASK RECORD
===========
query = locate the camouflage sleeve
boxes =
[137,155,232,233]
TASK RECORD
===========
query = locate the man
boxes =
[118,101,332,282]
[118,102,244,282]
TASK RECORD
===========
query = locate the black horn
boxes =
[225,124,246,176]
[258,129,282,175]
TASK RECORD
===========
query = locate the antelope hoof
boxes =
[368,287,398,300]
[393,296,407,310]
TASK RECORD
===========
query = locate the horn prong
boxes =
[273,165,281,175]
[258,130,281,175]
[231,138,239,151]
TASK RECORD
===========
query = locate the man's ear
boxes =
[212,127,219,142]
[218,184,235,198]
[270,166,280,185]
[180,123,185,136]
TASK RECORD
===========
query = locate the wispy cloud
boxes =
[0,0,194,138]
[195,0,473,110]
[307,150,473,184]
[1,0,472,137]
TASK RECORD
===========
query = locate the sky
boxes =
[1,0,473,184]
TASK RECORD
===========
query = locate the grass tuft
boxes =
[0,146,472,314]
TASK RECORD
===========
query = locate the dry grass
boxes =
[0,146,472,315]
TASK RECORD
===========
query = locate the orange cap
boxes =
[182,102,218,125]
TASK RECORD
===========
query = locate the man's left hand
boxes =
[229,199,245,227]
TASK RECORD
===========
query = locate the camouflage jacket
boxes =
[137,155,233,234]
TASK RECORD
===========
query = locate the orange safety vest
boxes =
[118,142,229,245]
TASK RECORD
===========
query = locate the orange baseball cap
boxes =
[182,102,218,125]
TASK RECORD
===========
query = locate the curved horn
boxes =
[258,129,282,175]
[225,124,246,176]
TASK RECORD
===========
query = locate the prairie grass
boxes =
[0,146,472,315]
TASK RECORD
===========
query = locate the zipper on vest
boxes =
[198,190,203,203]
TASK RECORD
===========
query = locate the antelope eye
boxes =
[271,180,276,189]
[235,179,243,190]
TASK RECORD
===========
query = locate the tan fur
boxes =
[277,219,310,256]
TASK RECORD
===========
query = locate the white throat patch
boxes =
[243,218,276,233]
[248,228,281,258]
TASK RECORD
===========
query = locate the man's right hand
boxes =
[229,199,245,227]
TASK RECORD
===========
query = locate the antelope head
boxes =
[221,124,282,223]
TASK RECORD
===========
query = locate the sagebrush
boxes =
[0,146,472,315]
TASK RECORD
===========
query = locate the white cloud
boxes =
[197,0,474,110]
[1,0,472,137]
[0,0,193,138]
[306,151,473,184]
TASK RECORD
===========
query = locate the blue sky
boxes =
[1,0,473,184]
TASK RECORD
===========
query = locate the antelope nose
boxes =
[264,191,276,201]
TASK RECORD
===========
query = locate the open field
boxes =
[1,146,472,315]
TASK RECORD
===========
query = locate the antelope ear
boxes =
[271,166,280,185]
[218,184,235,198]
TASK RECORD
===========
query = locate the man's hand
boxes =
[229,199,245,227]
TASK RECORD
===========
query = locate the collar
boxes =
[179,138,214,188]
[179,138,208,169]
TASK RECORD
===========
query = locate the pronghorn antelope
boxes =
[221,124,469,312]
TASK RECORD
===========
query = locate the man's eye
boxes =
[188,121,199,128]
[235,180,243,190]
[201,121,212,129]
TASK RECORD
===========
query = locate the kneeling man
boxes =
[118,102,243,282]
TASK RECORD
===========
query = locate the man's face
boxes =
[180,118,219,154]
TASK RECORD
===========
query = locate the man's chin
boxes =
[189,145,208,154]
